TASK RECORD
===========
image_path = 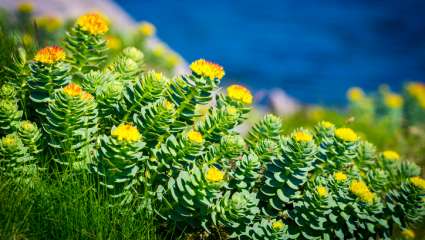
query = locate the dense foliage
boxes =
[1,5,425,240]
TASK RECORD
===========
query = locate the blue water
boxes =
[114,0,425,105]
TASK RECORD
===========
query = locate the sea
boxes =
[115,0,425,106]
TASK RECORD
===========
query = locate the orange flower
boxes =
[227,84,253,105]
[34,46,65,64]
[190,59,225,80]
[76,12,109,35]
[63,83,83,97]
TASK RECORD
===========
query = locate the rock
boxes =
[268,88,300,116]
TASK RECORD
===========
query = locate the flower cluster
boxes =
[226,84,253,105]
[138,21,156,37]
[111,124,142,142]
[384,93,403,109]
[382,150,400,161]
[33,46,66,64]
[293,130,313,142]
[410,176,425,190]
[349,180,375,204]
[334,171,348,182]
[335,127,358,142]
[76,12,109,35]
[205,166,225,182]
[189,59,225,80]
[347,87,364,102]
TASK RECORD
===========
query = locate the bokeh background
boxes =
[115,0,425,105]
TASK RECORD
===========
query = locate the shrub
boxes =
[0,12,424,240]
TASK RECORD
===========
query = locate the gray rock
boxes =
[268,88,300,116]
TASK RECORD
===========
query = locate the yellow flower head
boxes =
[382,150,400,161]
[36,16,62,32]
[190,59,225,80]
[17,2,33,13]
[111,124,141,142]
[205,166,224,182]
[2,135,17,147]
[138,21,156,37]
[401,228,416,239]
[63,83,83,97]
[20,121,35,131]
[406,82,425,98]
[105,35,122,50]
[334,171,348,182]
[410,176,425,190]
[152,44,166,57]
[316,186,328,197]
[293,131,313,142]
[321,121,334,129]
[227,84,253,105]
[347,87,365,102]
[187,130,203,144]
[226,106,238,115]
[335,128,358,142]
[76,12,109,35]
[163,100,174,111]
[81,92,94,100]
[34,46,66,64]
[350,180,375,204]
[384,93,403,109]
[272,220,285,231]
[166,53,181,66]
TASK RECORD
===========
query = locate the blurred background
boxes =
[115,0,425,105]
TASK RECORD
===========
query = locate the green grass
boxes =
[0,168,160,240]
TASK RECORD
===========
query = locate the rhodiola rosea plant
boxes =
[0,12,424,240]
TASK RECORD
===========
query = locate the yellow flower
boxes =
[384,93,403,109]
[410,176,425,190]
[187,130,203,144]
[382,150,400,161]
[22,33,33,46]
[205,166,224,182]
[321,121,334,129]
[34,46,66,64]
[165,53,181,66]
[2,135,17,146]
[350,180,375,204]
[76,12,109,35]
[401,228,415,239]
[227,106,238,115]
[347,87,364,102]
[406,82,425,98]
[105,35,122,50]
[152,44,166,57]
[153,71,163,81]
[36,16,62,32]
[81,92,94,100]
[20,121,35,131]
[63,83,83,97]
[111,124,141,142]
[334,171,348,182]
[227,84,253,105]
[316,186,328,197]
[272,220,285,231]
[138,21,156,37]
[190,59,225,80]
[293,131,313,142]
[163,100,174,111]
[335,128,358,142]
[17,2,33,13]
